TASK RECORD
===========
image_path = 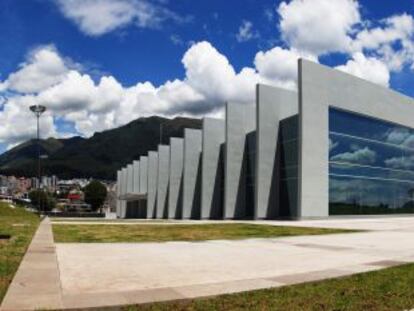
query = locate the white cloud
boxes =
[385,128,414,149]
[4,45,70,93]
[170,34,184,46]
[254,47,316,88]
[264,8,274,22]
[37,71,123,114]
[331,146,377,164]
[275,0,414,75]
[329,138,339,151]
[335,52,390,87]
[278,0,360,56]
[353,14,414,51]
[236,20,259,42]
[0,81,7,93]
[55,0,188,36]
[0,42,287,146]
[385,155,414,170]
[352,14,414,71]
[182,41,260,106]
[2,5,414,151]
[330,177,393,205]
[0,96,57,148]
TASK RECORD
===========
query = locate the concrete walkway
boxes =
[3,217,414,310]
[1,218,63,310]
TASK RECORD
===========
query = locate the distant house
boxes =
[56,191,91,212]
[67,193,82,201]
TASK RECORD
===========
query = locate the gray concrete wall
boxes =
[147,151,158,219]
[168,138,184,219]
[116,170,121,218]
[298,59,414,218]
[127,164,134,194]
[126,163,137,218]
[255,84,298,219]
[137,156,148,218]
[139,156,148,194]
[224,102,256,219]
[133,160,140,194]
[182,129,202,219]
[120,167,128,218]
[156,145,170,219]
[201,118,225,219]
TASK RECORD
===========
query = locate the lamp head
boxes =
[30,105,46,116]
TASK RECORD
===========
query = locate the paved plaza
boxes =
[2,217,414,310]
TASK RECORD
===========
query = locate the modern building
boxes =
[116,59,414,219]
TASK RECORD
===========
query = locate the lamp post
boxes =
[30,105,46,212]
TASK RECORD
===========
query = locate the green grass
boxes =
[124,263,414,311]
[52,223,354,243]
[0,203,40,303]
[50,218,169,223]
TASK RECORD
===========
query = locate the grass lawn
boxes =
[52,223,354,243]
[125,263,414,311]
[50,218,169,223]
[0,203,40,303]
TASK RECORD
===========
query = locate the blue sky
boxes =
[0,0,414,154]
[0,0,282,86]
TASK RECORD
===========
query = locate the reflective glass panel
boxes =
[278,114,298,217]
[329,108,414,215]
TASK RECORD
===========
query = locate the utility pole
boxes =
[30,105,46,212]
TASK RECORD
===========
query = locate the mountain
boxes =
[0,116,202,179]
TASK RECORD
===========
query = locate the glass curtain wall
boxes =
[329,108,414,215]
[245,131,256,218]
[279,115,298,217]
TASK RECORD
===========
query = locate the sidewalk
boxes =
[0,218,62,310]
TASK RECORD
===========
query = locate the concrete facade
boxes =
[127,164,134,194]
[168,138,184,219]
[133,161,140,194]
[120,167,128,218]
[298,59,414,218]
[224,103,256,219]
[116,59,414,220]
[147,151,158,219]
[156,145,170,219]
[255,84,298,219]
[139,156,148,194]
[182,129,202,219]
[126,164,137,218]
[116,170,121,218]
[201,118,225,219]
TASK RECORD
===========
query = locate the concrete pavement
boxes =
[1,218,63,310]
[2,217,414,310]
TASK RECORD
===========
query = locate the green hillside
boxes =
[0,116,201,179]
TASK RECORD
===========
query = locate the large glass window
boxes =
[279,115,298,217]
[245,131,256,218]
[329,108,414,215]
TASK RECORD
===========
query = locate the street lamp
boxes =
[30,105,46,212]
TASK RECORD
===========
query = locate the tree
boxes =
[29,190,56,212]
[84,180,107,211]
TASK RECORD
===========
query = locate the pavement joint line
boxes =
[292,243,354,251]
[364,259,408,268]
